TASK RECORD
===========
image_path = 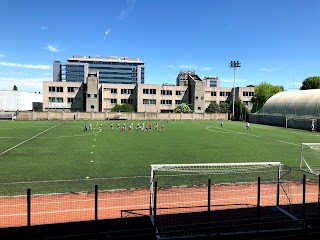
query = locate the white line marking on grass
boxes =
[193,122,300,147]
[0,122,65,156]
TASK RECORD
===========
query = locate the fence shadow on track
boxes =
[1,203,320,240]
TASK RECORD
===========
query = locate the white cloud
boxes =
[168,65,175,68]
[104,29,111,38]
[41,26,48,31]
[179,64,212,71]
[0,54,5,58]
[179,64,198,70]
[260,64,288,72]
[199,67,212,71]
[47,45,58,52]
[0,62,51,69]
[119,0,136,20]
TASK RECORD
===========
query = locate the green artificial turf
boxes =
[0,119,318,195]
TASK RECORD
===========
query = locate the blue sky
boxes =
[0,0,319,93]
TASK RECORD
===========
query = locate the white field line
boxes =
[0,203,150,217]
[0,122,65,156]
[193,122,300,147]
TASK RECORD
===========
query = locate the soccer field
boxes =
[0,119,318,193]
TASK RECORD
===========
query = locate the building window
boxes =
[49,97,63,103]
[87,94,91,98]
[196,96,198,100]
[161,90,172,95]
[175,100,181,105]
[176,91,181,96]
[91,105,94,109]
[111,88,117,94]
[243,91,254,97]
[211,91,216,96]
[67,87,75,92]
[94,94,98,98]
[121,99,128,104]
[49,86,55,92]
[67,98,74,103]
[220,92,225,96]
[161,100,172,105]
[111,99,117,104]
[143,99,156,105]
[143,89,156,94]
[57,87,63,92]
[198,107,201,110]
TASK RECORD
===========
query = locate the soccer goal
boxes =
[150,162,295,239]
[300,143,320,175]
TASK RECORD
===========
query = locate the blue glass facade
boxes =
[66,56,145,84]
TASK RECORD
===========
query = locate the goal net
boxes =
[150,162,295,239]
[300,143,320,175]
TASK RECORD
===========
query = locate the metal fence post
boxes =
[257,177,261,233]
[27,188,31,227]
[95,184,98,221]
[302,174,306,219]
[207,179,211,237]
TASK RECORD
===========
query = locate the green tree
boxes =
[234,99,249,121]
[174,103,192,113]
[13,85,18,90]
[111,104,134,112]
[251,82,283,113]
[300,76,320,90]
[205,101,219,113]
[219,102,230,113]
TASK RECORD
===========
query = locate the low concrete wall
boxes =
[16,111,228,121]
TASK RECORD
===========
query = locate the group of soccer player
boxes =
[109,121,165,132]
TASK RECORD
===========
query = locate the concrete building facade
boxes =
[43,72,255,113]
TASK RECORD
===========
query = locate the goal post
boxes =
[300,143,320,175]
[149,162,296,238]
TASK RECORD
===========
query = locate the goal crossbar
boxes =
[151,162,282,174]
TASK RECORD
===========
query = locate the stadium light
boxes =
[229,60,241,120]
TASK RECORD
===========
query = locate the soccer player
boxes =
[311,121,315,132]
[155,122,159,131]
[84,122,88,131]
[246,122,251,130]
[161,123,164,131]
[109,122,113,130]
[89,122,93,130]
[220,121,223,127]
[117,122,120,130]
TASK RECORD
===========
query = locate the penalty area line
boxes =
[0,122,65,156]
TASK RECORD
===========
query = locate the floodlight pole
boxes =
[229,61,241,120]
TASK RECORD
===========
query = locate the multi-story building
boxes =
[53,56,145,84]
[43,71,255,113]
[176,71,195,86]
